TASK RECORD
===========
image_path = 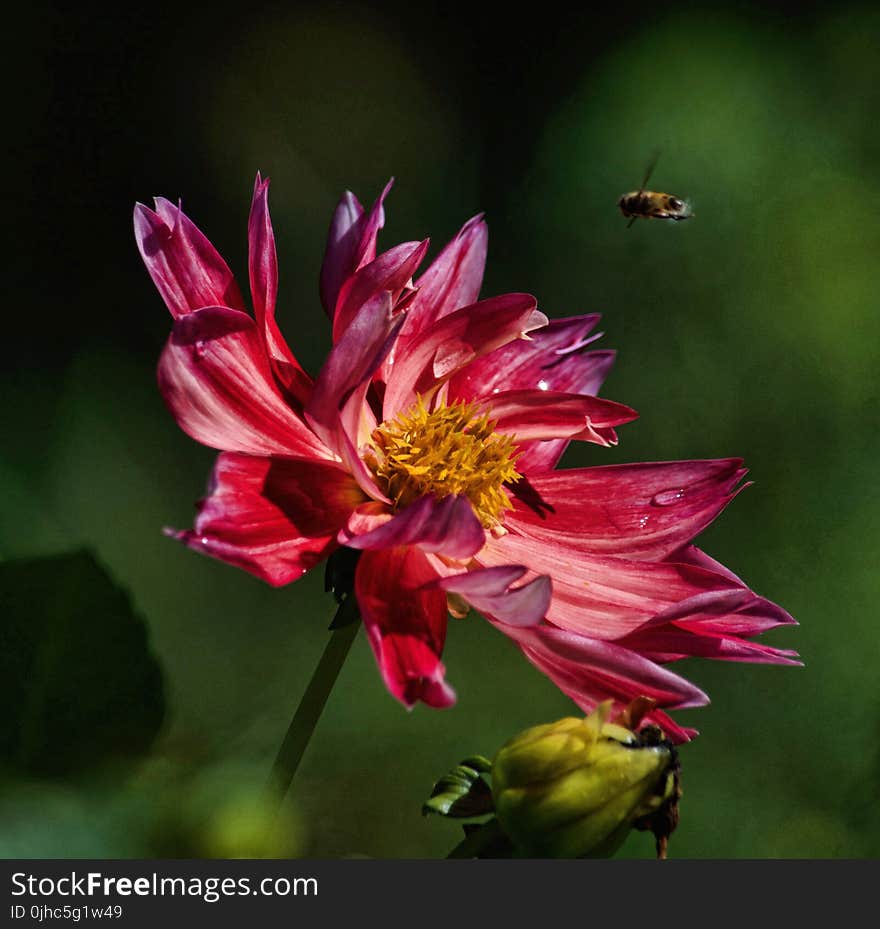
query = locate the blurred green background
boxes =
[3,0,878,858]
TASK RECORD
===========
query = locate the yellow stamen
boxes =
[367,396,521,528]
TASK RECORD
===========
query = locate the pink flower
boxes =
[134,176,798,741]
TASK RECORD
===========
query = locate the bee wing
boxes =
[638,148,662,194]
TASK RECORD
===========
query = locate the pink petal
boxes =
[478,389,638,447]
[432,565,551,626]
[158,306,330,459]
[515,634,701,742]
[494,620,708,741]
[247,174,313,405]
[480,532,798,681]
[305,291,403,462]
[335,409,389,503]
[134,200,245,319]
[449,314,608,399]
[340,501,394,537]
[340,494,485,560]
[319,192,365,315]
[355,546,456,709]
[515,624,710,708]
[643,584,797,633]
[319,180,393,317]
[354,179,394,269]
[477,533,745,640]
[617,621,802,665]
[165,452,365,586]
[672,543,747,584]
[382,294,548,420]
[506,459,747,561]
[332,239,429,343]
[448,315,616,472]
[403,214,488,337]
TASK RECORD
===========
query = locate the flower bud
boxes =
[491,701,680,858]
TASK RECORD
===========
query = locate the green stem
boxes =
[268,616,361,804]
[446,818,512,859]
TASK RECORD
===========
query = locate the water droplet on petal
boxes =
[651,488,686,507]
[537,379,550,391]
[637,515,650,529]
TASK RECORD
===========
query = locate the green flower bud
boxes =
[491,701,680,858]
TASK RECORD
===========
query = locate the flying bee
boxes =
[618,153,693,228]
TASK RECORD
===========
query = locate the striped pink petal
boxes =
[158,306,329,459]
[382,294,547,419]
[247,174,313,405]
[402,214,488,338]
[507,459,747,561]
[478,389,638,447]
[134,199,245,318]
[331,239,428,343]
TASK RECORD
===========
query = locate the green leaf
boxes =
[0,550,165,778]
[422,757,495,819]
[458,754,493,774]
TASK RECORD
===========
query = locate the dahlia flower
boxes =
[134,176,797,741]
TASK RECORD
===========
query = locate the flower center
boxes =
[367,397,521,528]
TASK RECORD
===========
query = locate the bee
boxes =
[618,153,693,228]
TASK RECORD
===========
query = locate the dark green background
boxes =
[3,0,878,857]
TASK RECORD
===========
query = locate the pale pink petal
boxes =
[355,546,456,709]
[506,459,747,561]
[332,239,429,343]
[158,306,330,459]
[340,501,393,537]
[340,494,485,560]
[335,402,390,503]
[247,174,313,405]
[166,452,365,586]
[134,200,246,318]
[478,389,638,447]
[382,294,548,419]
[432,565,551,626]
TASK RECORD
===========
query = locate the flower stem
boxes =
[268,615,361,805]
[446,818,510,858]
